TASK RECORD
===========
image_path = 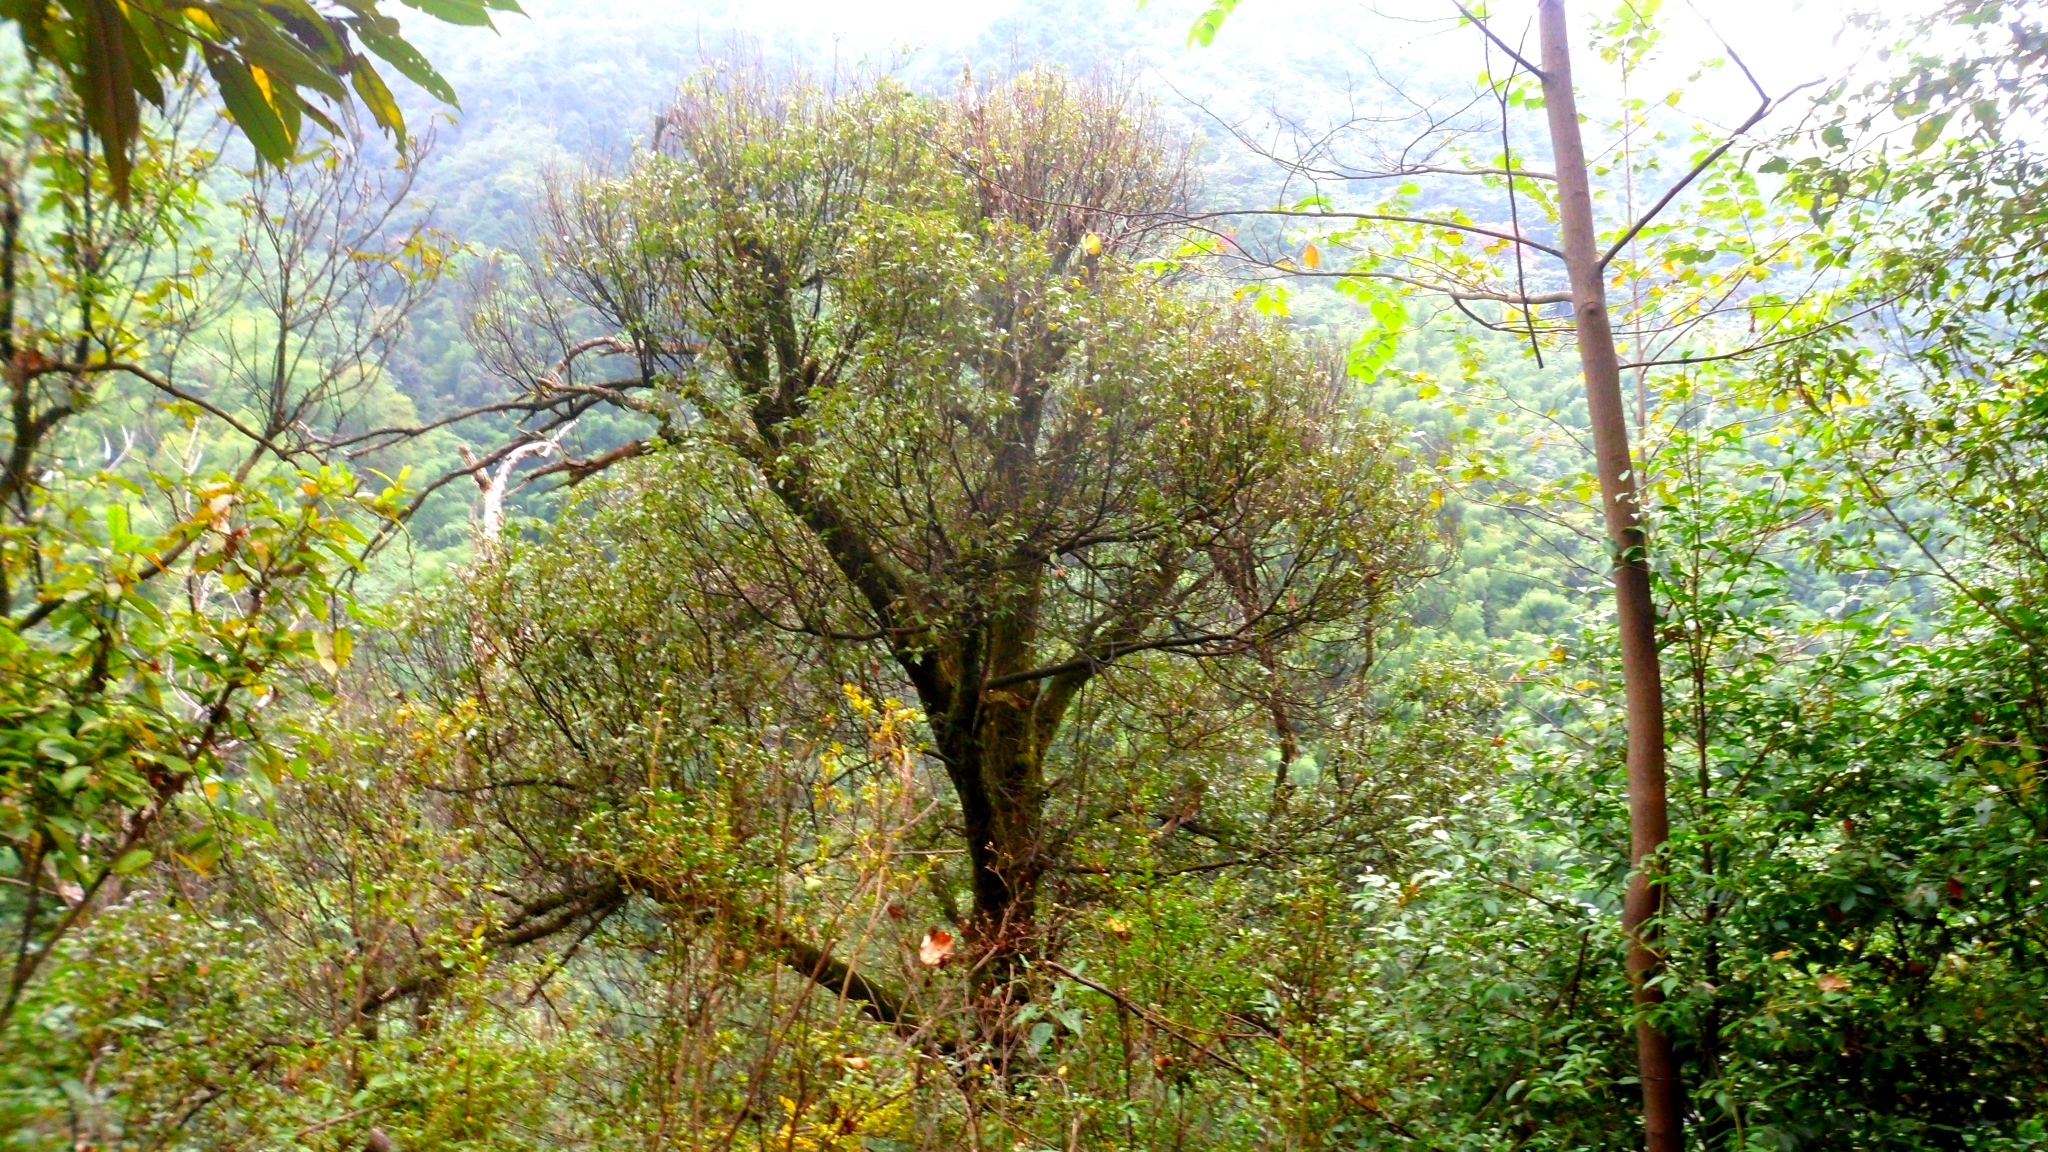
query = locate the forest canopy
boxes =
[3,1,2048,1150]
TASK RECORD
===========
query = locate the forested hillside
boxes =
[3,1,2046,1150]
[381,0,1632,642]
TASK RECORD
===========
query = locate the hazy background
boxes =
[397,0,1900,221]
[374,0,1926,634]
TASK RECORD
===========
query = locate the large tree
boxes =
[459,67,1437,991]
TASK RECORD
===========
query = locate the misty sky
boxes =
[687,0,1896,94]
[410,0,1921,146]
[388,0,1938,232]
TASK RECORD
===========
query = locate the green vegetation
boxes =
[0,0,519,193]
[4,1,2048,1150]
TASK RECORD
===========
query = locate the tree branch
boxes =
[362,878,627,1014]
[1599,75,1822,269]
[1187,207,1565,260]
[987,629,1250,690]
[763,924,918,1032]
[39,361,291,462]
[1450,0,1547,80]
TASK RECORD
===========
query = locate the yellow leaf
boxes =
[311,628,338,675]
[1082,232,1103,256]
[1303,244,1321,269]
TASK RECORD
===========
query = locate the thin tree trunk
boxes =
[1536,2,1684,1147]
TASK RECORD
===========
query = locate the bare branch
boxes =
[38,361,291,462]
[1450,0,1547,80]
[984,629,1257,690]
[1186,207,1566,259]
[1599,78,1823,268]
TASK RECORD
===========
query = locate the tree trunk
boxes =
[935,657,1046,973]
[1536,2,1684,1148]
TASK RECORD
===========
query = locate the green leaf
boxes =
[110,849,153,875]
[115,4,168,111]
[349,60,408,143]
[222,21,350,103]
[205,48,295,166]
[355,24,461,105]
[122,3,189,78]
[79,0,143,197]
[272,85,305,147]
[397,0,500,26]
[1911,111,1953,154]
[1027,1021,1055,1056]
[1187,0,1241,48]
[174,827,222,875]
[4,0,51,54]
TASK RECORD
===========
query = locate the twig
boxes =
[294,1104,384,1140]
[1040,961,1257,1078]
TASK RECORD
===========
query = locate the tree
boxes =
[0,70,456,1021]
[451,66,1438,1000]
[1534,6,1681,1140]
[0,0,521,195]
[1181,1,1840,1142]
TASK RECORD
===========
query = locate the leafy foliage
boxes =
[0,56,458,1022]
[0,0,520,194]
[12,2,2048,1150]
